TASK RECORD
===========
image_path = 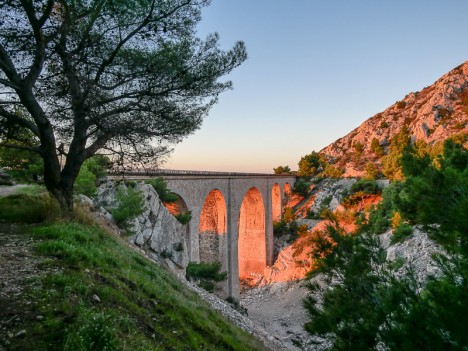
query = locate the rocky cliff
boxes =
[94,182,189,277]
[321,61,468,176]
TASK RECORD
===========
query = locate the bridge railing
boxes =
[108,168,295,177]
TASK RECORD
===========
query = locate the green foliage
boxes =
[283,206,296,223]
[396,100,406,109]
[0,142,43,182]
[175,211,192,224]
[351,179,380,195]
[186,262,227,293]
[370,137,384,156]
[111,187,146,232]
[353,141,364,157]
[6,220,265,351]
[273,165,292,174]
[381,126,411,180]
[64,309,118,351]
[391,223,413,244]
[297,151,325,177]
[0,193,60,223]
[84,155,112,179]
[364,162,379,179]
[273,220,306,243]
[321,164,342,178]
[304,139,468,350]
[146,178,179,203]
[292,179,311,196]
[74,163,97,198]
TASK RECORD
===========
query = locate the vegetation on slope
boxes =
[0,195,266,351]
[304,139,468,350]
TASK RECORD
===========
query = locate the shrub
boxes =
[186,262,227,292]
[283,207,296,223]
[321,164,342,178]
[350,179,380,195]
[396,100,406,109]
[111,187,146,232]
[391,223,413,244]
[74,163,97,197]
[186,262,227,282]
[363,162,379,180]
[145,178,178,203]
[175,211,192,224]
[292,179,311,196]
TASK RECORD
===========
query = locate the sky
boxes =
[164,0,468,173]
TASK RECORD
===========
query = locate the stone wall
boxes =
[199,230,227,264]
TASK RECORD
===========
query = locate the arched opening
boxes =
[272,183,281,222]
[283,183,292,207]
[162,193,191,251]
[198,189,227,263]
[164,194,188,217]
[238,187,266,281]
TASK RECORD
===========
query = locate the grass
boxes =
[0,193,60,223]
[0,197,267,351]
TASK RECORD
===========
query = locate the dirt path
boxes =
[0,185,28,198]
[0,223,46,350]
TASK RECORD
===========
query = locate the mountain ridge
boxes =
[320,61,468,177]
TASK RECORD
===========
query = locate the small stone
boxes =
[92,294,101,302]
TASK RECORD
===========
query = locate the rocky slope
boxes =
[320,61,468,176]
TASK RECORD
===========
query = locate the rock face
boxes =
[381,226,442,283]
[94,182,189,277]
[320,61,468,177]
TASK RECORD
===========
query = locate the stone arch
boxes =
[198,189,227,263]
[163,193,189,217]
[238,187,266,281]
[272,183,281,222]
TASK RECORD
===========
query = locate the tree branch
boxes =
[0,107,40,136]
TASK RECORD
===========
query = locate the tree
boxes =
[0,0,246,214]
[297,151,324,177]
[273,165,292,175]
[381,126,410,180]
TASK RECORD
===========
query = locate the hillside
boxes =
[0,190,270,351]
[320,61,468,177]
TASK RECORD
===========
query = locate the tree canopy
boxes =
[0,0,246,212]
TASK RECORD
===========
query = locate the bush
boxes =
[350,179,381,195]
[292,179,311,196]
[111,187,146,232]
[186,262,227,293]
[391,223,413,244]
[74,163,97,197]
[186,262,227,282]
[175,211,192,225]
[145,178,178,203]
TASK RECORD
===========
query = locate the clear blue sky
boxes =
[165,0,468,173]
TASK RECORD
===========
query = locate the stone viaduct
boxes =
[121,170,296,299]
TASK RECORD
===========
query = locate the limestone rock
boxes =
[94,182,189,277]
[320,61,468,176]
[382,226,442,283]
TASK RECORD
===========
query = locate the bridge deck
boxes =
[108,169,296,179]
